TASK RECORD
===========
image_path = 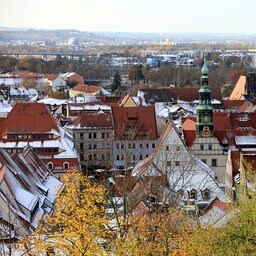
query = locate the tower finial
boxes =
[201,57,208,75]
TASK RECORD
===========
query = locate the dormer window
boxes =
[201,188,210,200]
[188,189,197,199]
[239,114,249,121]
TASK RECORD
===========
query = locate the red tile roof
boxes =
[140,87,222,104]
[0,103,59,138]
[222,99,248,109]
[114,176,138,196]
[71,111,113,129]
[211,199,232,212]
[71,83,101,94]
[112,106,158,140]
[182,112,256,148]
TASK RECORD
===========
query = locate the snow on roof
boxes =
[69,104,111,111]
[9,86,38,97]
[75,95,99,103]
[100,87,111,96]
[235,135,256,145]
[38,97,72,105]
[0,130,77,159]
[16,187,39,211]
[137,90,148,106]
[43,175,64,202]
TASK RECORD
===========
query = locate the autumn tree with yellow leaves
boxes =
[23,170,108,256]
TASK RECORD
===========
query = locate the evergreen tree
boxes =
[111,72,122,92]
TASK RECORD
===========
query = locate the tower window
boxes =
[212,159,217,167]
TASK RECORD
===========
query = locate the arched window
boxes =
[63,162,69,170]
[48,162,54,170]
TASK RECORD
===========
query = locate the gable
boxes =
[0,103,59,137]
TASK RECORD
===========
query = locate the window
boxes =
[139,155,143,160]
[167,161,172,166]
[102,133,105,139]
[201,188,210,200]
[146,143,149,149]
[93,133,97,139]
[208,144,212,150]
[166,145,170,151]
[63,162,69,170]
[89,133,92,139]
[176,145,181,151]
[212,159,217,167]
[80,133,84,139]
[80,143,84,150]
[152,143,155,148]
[102,154,105,160]
[88,154,92,161]
[117,155,120,160]
[175,161,180,166]
[188,189,197,199]
[48,162,54,169]
[80,153,84,161]
[139,143,143,149]
[200,144,204,150]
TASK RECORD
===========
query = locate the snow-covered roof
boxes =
[16,187,39,211]
[9,86,38,97]
[69,104,111,111]
[38,97,72,105]
[132,121,230,220]
[100,87,111,96]
[235,135,256,145]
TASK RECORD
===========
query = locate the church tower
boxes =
[196,58,214,137]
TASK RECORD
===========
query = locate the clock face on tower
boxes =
[203,115,210,123]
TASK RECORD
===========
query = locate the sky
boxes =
[1,0,256,34]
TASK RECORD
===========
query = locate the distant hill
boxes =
[0,27,256,44]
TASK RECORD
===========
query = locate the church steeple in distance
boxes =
[196,57,214,137]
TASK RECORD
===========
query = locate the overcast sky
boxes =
[1,0,256,34]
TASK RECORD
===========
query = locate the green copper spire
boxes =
[196,57,214,137]
[201,57,208,75]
